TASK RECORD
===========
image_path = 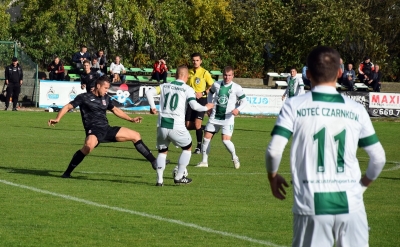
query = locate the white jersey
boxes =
[109,62,125,74]
[156,80,198,130]
[208,81,246,125]
[273,86,380,215]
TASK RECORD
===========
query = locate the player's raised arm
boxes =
[48,103,74,126]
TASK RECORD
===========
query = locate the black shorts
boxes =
[185,97,207,122]
[85,126,121,145]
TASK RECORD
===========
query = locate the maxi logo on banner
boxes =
[340,91,400,118]
[369,92,400,117]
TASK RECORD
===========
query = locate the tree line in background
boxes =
[0,0,399,81]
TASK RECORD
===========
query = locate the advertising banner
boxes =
[369,92,400,117]
[108,83,159,111]
[39,80,86,108]
[240,88,286,115]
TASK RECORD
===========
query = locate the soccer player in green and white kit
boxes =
[196,66,247,169]
[265,46,386,247]
[146,65,214,186]
[282,68,305,100]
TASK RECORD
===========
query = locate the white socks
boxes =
[175,150,191,179]
[156,153,167,184]
[201,138,211,162]
[222,140,236,159]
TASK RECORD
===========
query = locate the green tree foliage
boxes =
[6,0,400,81]
[0,2,10,40]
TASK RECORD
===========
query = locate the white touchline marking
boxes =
[0,179,287,247]
[382,163,400,172]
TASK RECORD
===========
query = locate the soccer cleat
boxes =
[12,108,18,111]
[193,148,201,154]
[4,107,7,111]
[174,176,192,185]
[232,156,240,169]
[195,161,208,168]
[155,183,164,187]
[61,173,72,178]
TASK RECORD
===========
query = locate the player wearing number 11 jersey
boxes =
[146,65,213,186]
[265,47,386,247]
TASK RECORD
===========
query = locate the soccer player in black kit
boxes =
[48,75,159,178]
[80,60,100,93]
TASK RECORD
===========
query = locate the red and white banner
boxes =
[369,92,400,109]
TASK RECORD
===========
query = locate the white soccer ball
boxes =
[172,165,188,178]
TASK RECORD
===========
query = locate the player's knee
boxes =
[181,142,192,151]
[81,145,94,155]
[222,139,232,147]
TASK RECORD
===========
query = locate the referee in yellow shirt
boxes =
[185,53,214,154]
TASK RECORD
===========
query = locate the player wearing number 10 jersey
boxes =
[265,47,386,247]
[146,65,213,186]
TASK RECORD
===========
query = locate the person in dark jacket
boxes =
[4,57,23,111]
[80,60,100,93]
[96,50,107,75]
[47,56,65,81]
[72,45,91,70]
[368,64,383,92]
[358,56,374,85]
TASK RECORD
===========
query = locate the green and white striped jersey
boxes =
[208,81,246,125]
[272,86,380,215]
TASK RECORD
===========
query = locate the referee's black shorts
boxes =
[85,126,121,146]
[185,97,207,122]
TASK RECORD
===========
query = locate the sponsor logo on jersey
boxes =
[195,77,200,84]
[102,99,106,105]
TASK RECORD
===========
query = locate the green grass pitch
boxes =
[0,111,399,246]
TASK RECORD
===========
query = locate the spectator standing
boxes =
[369,64,383,92]
[196,66,247,169]
[47,56,65,81]
[150,59,168,83]
[358,56,374,85]
[185,52,214,154]
[80,60,100,93]
[282,68,305,100]
[4,57,23,111]
[342,63,356,91]
[96,50,107,75]
[109,56,126,83]
[338,58,345,85]
[72,45,91,70]
[265,46,386,247]
[302,65,311,87]
[146,65,214,186]
[47,75,159,178]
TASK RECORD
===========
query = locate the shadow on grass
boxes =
[0,165,154,186]
[234,128,271,133]
[379,176,400,181]
[13,125,84,132]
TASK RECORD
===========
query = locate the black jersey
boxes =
[80,71,100,93]
[70,92,115,130]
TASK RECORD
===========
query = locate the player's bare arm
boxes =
[111,106,142,123]
[48,103,74,126]
[231,108,240,116]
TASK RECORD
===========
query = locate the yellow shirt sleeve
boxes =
[204,71,214,88]
[155,86,161,95]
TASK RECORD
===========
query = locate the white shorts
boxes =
[292,208,369,247]
[205,122,234,136]
[156,127,192,150]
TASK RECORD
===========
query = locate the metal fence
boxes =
[0,41,38,107]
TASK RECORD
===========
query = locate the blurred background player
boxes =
[146,65,213,186]
[196,66,247,169]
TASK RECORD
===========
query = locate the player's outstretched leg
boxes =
[62,150,86,178]
[174,150,192,185]
[222,139,240,169]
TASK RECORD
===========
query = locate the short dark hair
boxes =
[223,66,234,74]
[95,75,111,86]
[191,52,202,59]
[83,60,90,65]
[307,46,340,84]
[290,67,297,72]
[81,45,87,49]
